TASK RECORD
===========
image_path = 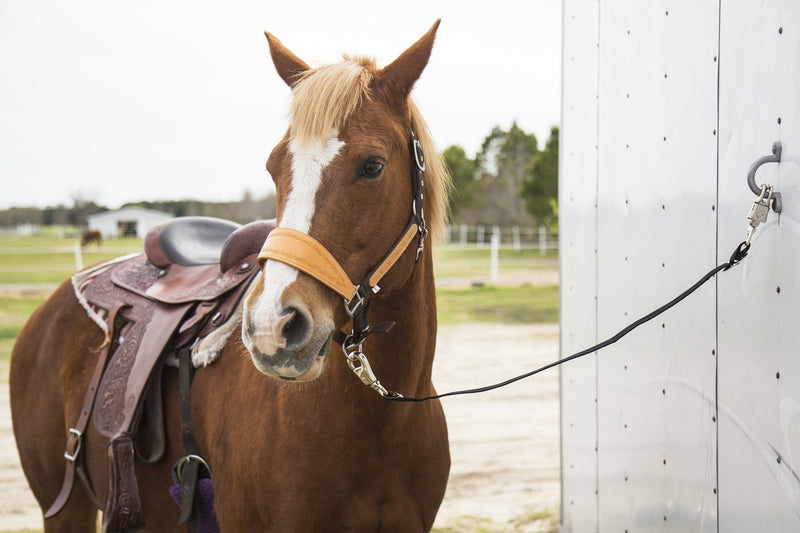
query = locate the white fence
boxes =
[444,224,558,254]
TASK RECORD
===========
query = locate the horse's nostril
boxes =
[282,307,312,350]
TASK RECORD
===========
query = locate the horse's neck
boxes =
[365,252,438,399]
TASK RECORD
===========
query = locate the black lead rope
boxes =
[385,241,751,403]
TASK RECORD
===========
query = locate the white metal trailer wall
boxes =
[717,2,800,530]
[560,1,800,531]
[560,3,599,531]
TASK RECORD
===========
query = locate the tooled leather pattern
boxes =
[103,435,145,532]
[93,306,154,437]
[108,255,163,299]
[112,254,255,304]
[81,255,257,437]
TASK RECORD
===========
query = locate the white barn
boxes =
[560,1,800,532]
[87,206,173,238]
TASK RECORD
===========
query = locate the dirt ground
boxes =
[432,323,560,531]
[0,322,560,532]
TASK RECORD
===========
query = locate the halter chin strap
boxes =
[256,130,428,393]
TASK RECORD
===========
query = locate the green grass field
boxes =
[0,233,142,285]
[0,232,559,365]
[433,246,558,279]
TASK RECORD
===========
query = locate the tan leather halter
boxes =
[257,131,427,396]
[258,222,422,307]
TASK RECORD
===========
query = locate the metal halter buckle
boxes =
[415,225,428,262]
[344,287,367,318]
[412,138,425,172]
[345,285,382,318]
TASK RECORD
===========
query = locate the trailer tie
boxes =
[382,188,773,402]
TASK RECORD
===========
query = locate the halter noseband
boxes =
[257,131,428,396]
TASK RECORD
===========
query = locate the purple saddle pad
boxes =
[169,478,220,533]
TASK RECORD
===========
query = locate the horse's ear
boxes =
[376,19,440,102]
[265,32,311,88]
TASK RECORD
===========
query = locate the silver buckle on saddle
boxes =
[64,428,82,463]
[172,454,212,482]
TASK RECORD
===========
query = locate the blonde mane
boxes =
[289,57,451,243]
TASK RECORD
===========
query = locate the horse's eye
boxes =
[356,159,385,180]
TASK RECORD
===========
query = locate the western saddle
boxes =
[48,216,274,532]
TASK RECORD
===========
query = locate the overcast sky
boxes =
[0,0,561,209]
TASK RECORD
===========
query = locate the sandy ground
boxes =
[0,322,560,532]
[432,323,560,531]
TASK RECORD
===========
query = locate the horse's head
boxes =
[242,21,449,382]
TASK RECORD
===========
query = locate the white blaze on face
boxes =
[244,131,344,355]
[282,131,345,231]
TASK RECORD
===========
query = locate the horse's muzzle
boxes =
[242,297,334,381]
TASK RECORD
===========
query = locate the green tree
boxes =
[0,206,42,226]
[442,145,478,217]
[521,126,559,229]
[66,195,106,227]
[473,122,539,226]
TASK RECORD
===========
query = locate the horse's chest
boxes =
[212,443,443,532]
[218,490,426,532]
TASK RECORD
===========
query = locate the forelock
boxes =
[289,56,376,147]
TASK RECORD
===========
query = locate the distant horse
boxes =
[80,230,102,248]
[11,20,451,532]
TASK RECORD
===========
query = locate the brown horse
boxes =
[81,230,103,248]
[11,20,451,532]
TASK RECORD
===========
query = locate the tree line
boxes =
[444,123,559,230]
[0,193,277,229]
[2,122,558,231]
